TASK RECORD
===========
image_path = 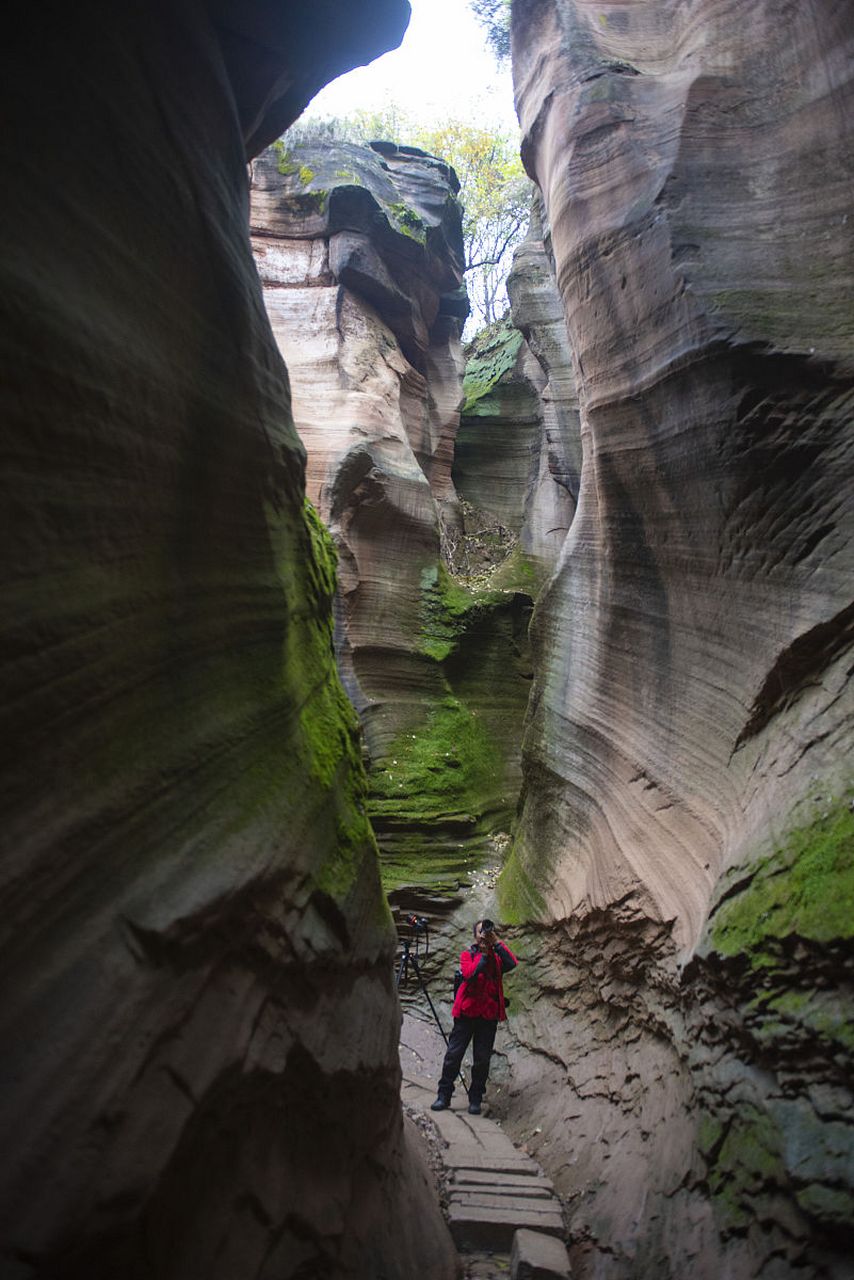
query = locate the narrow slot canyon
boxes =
[1,2,852,1280]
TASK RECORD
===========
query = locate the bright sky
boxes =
[304,0,517,132]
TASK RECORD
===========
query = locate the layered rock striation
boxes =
[496,0,854,1276]
[0,4,458,1277]
[252,141,535,885]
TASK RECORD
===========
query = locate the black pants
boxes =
[437,1016,498,1103]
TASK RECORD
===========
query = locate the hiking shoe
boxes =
[430,1097,450,1111]
[467,1100,482,1115]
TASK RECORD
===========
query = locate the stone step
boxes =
[448,1204,565,1252]
[453,1170,555,1193]
[450,1188,555,1209]
[511,1227,572,1279]
[444,1151,542,1175]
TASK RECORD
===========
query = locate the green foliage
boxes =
[469,0,512,60]
[710,799,854,965]
[334,168,364,186]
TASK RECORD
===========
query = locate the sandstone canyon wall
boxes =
[497,1,854,1277]
[251,141,536,893]
[0,4,458,1278]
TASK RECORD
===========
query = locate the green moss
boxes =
[710,800,854,966]
[272,139,299,176]
[462,317,524,413]
[795,1184,854,1224]
[498,842,547,924]
[419,562,507,662]
[387,200,427,243]
[334,169,364,186]
[278,189,328,217]
[756,988,854,1053]
[697,1112,725,1159]
[706,1107,786,1232]
[378,836,496,896]
[489,543,547,595]
[280,499,379,906]
[369,695,502,824]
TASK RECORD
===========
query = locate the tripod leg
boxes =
[407,954,448,1046]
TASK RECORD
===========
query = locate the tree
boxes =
[284,108,531,335]
[469,0,512,61]
[408,119,530,331]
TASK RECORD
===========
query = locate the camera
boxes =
[481,918,495,933]
[406,913,429,932]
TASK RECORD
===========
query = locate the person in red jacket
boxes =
[431,918,518,1115]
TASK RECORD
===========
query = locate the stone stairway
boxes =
[401,1015,571,1279]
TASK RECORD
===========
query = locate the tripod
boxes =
[396,936,450,1047]
[395,923,467,1092]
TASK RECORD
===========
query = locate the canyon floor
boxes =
[401,1013,571,1279]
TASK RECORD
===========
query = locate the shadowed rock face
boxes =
[252,141,535,886]
[497,0,854,1276]
[0,3,458,1278]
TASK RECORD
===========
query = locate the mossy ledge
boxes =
[693,796,854,1237]
[709,797,854,964]
[698,796,854,1061]
[419,562,510,662]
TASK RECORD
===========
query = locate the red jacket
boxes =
[452,940,518,1022]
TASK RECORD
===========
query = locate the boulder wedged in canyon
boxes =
[252,140,534,886]
[495,0,854,1276]
[0,4,458,1278]
[455,203,580,580]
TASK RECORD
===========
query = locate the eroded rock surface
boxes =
[0,4,459,1277]
[497,0,854,1275]
[252,140,534,886]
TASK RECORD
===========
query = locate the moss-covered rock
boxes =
[367,561,533,892]
[710,799,854,964]
[462,316,525,414]
[419,562,509,662]
[702,1105,787,1233]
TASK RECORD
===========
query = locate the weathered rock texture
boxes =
[0,4,459,1278]
[252,141,534,886]
[497,0,854,1276]
[456,202,580,578]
